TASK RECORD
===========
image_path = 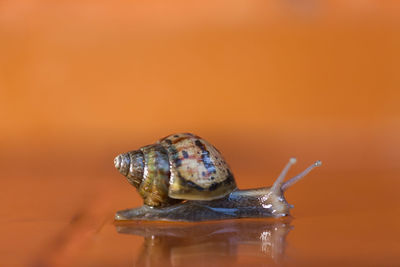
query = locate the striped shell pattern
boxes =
[114,133,237,207]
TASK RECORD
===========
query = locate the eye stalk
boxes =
[271,157,297,193]
[280,160,322,192]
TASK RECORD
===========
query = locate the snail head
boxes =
[260,158,322,216]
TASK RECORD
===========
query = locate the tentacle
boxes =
[281,161,322,191]
[271,158,297,194]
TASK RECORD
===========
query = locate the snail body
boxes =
[114,133,321,222]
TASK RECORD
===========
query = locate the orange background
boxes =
[0,1,399,266]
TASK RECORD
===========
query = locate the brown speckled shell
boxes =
[115,133,237,207]
[138,144,171,207]
[158,133,237,201]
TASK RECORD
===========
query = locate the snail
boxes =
[114,133,321,222]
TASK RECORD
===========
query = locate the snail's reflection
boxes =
[115,219,292,266]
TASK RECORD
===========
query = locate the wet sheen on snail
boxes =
[114,133,321,222]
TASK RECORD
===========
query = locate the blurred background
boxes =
[0,0,399,266]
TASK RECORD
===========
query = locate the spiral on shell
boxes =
[114,133,236,207]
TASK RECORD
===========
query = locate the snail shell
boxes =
[114,133,237,207]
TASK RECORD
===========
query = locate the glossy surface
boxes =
[1,0,400,266]
[116,219,292,266]
[1,167,399,266]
